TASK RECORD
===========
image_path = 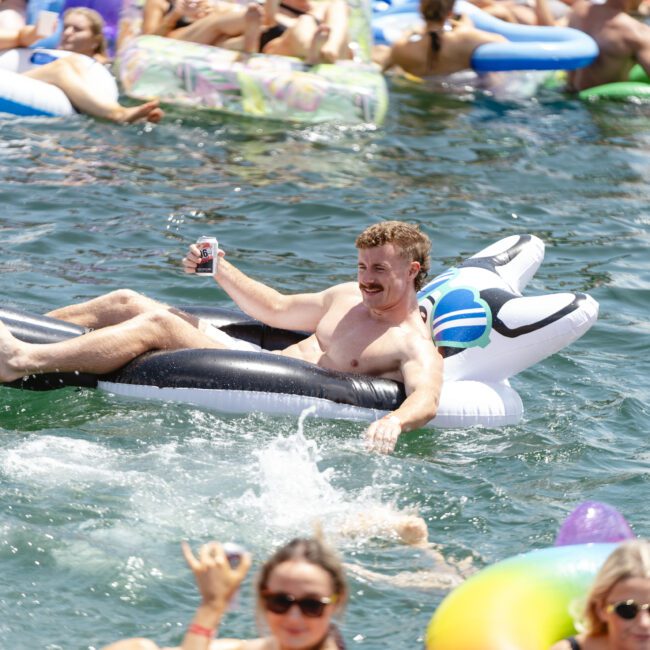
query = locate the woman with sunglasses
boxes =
[550,539,650,650]
[103,536,348,650]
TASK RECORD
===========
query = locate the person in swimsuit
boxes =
[550,539,650,650]
[373,0,507,77]
[141,0,351,63]
[566,0,650,92]
[142,0,226,40]
[100,537,349,650]
[0,221,442,454]
[19,7,164,123]
[240,0,351,64]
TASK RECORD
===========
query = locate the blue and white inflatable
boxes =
[0,234,598,429]
[373,0,598,72]
[0,47,117,117]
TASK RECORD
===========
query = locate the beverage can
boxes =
[223,542,246,568]
[196,236,218,275]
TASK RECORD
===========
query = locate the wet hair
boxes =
[256,537,348,616]
[420,0,455,57]
[581,540,650,636]
[355,220,431,292]
[420,0,455,23]
[63,7,108,57]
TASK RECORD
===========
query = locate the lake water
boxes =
[1,79,649,650]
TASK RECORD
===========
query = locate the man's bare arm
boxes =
[364,340,443,453]
[631,19,650,77]
[184,245,337,332]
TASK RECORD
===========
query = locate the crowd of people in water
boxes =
[96,536,650,650]
[1,1,650,648]
[1,0,649,121]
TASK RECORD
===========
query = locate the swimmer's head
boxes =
[60,7,108,58]
[355,221,431,292]
[420,0,456,23]
[395,515,430,546]
[255,537,348,615]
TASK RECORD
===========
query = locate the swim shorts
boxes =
[203,323,265,352]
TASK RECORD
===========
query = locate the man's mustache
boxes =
[359,283,383,292]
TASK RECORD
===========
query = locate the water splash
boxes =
[232,407,421,548]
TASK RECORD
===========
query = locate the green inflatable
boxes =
[579,64,650,100]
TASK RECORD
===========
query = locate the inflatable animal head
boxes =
[417,234,598,382]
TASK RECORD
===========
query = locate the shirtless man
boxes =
[567,0,650,91]
[0,221,443,453]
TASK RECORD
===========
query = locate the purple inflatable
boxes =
[555,501,635,546]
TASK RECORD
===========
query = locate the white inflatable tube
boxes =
[0,234,598,429]
[0,48,118,117]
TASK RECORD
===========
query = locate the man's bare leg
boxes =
[46,289,173,329]
[0,308,226,383]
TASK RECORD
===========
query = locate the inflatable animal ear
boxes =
[555,501,635,546]
[418,234,598,427]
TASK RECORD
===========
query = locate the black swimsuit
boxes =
[258,2,320,52]
[165,1,193,29]
[566,637,582,650]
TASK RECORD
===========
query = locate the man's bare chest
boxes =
[314,307,402,375]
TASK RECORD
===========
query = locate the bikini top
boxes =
[427,17,456,54]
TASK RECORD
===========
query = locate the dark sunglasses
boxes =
[261,592,337,618]
[606,600,650,620]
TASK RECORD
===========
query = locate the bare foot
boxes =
[111,100,165,124]
[305,23,330,65]
[0,321,27,383]
[243,3,263,53]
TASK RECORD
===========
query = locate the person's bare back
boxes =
[567,0,650,90]
[383,17,506,78]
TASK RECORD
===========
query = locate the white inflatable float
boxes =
[0,234,598,428]
[0,48,117,117]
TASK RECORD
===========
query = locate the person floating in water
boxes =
[142,0,351,64]
[566,0,650,91]
[17,8,163,123]
[373,0,507,78]
[0,221,442,453]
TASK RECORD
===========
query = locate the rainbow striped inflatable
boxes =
[426,543,615,650]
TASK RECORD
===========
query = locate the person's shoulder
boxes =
[550,641,573,650]
[549,636,590,650]
[325,281,359,297]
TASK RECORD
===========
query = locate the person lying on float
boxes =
[143,0,352,64]
[17,7,163,123]
[0,221,443,454]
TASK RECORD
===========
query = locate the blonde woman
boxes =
[21,7,164,122]
[550,539,650,650]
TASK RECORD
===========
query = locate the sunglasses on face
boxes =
[261,592,337,618]
[606,600,650,620]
